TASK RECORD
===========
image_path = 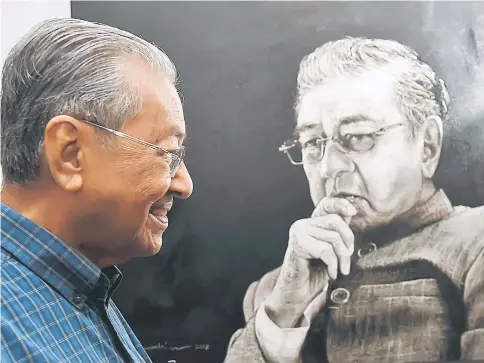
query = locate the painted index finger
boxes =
[312,197,358,219]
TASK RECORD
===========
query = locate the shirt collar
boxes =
[358,189,454,246]
[1,203,122,309]
[399,189,454,229]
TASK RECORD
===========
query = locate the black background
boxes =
[72,2,484,362]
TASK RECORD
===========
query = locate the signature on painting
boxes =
[144,342,211,352]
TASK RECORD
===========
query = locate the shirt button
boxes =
[330,288,350,305]
[72,293,84,306]
[357,242,377,257]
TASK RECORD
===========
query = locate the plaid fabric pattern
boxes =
[1,203,152,363]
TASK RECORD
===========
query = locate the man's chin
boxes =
[349,218,365,233]
[136,238,163,257]
[136,216,167,256]
[350,212,394,234]
[348,212,376,233]
[135,226,164,257]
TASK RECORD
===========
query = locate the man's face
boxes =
[80,70,193,262]
[297,68,425,232]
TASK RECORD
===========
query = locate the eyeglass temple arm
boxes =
[82,119,182,159]
[279,143,296,152]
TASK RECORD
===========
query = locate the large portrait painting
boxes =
[71,2,484,362]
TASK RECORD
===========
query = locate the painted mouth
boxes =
[335,192,359,199]
[334,192,365,205]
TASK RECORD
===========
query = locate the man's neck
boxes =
[2,182,64,232]
[1,183,122,269]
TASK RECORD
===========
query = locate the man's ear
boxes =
[43,116,85,192]
[421,115,443,179]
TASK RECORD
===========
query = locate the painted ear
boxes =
[421,115,443,179]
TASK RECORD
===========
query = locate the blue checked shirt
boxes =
[1,203,153,362]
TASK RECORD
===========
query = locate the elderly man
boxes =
[1,18,192,362]
[225,37,484,363]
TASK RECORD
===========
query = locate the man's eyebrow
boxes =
[338,115,378,126]
[172,125,187,145]
[295,115,381,135]
[175,122,187,136]
[151,123,186,145]
[294,123,320,134]
[179,132,188,144]
[295,115,377,132]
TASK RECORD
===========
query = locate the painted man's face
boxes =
[296,67,425,232]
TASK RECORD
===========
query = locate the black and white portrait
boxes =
[2,1,483,363]
[71,2,484,362]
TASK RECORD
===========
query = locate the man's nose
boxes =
[169,163,193,199]
[318,141,354,180]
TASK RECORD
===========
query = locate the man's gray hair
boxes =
[1,18,178,184]
[296,36,450,136]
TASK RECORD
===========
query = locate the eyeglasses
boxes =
[81,119,186,177]
[279,123,404,165]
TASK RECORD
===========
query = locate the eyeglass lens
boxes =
[287,132,377,163]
